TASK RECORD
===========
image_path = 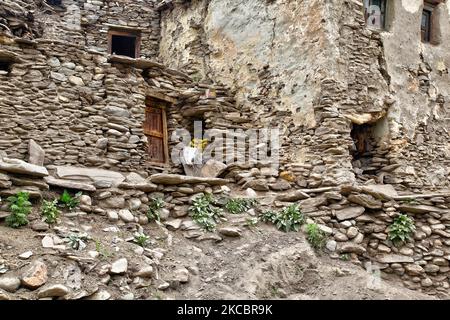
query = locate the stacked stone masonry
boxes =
[1,0,450,297]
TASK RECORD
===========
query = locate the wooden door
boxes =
[144,99,168,164]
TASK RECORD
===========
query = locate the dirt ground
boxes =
[0,205,439,300]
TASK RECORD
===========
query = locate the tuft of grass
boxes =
[6,191,32,228]
[225,198,257,214]
[306,223,327,250]
[41,199,60,224]
[189,193,223,232]
[134,232,150,247]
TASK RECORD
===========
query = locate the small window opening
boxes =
[421,1,444,44]
[46,0,63,6]
[421,6,432,42]
[0,61,12,75]
[108,30,141,58]
[364,0,387,30]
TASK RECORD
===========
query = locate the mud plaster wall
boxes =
[159,0,450,190]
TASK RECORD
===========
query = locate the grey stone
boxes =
[275,190,310,202]
[37,284,70,298]
[218,227,241,237]
[110,258,128,274]
[150,174,229,186]
[0,276,21,293]
[0,158,48,177]
[335,206,365,221]
[28,140,45,166]
[348,194,382,210]
[118,210,134,223]
[44,176,96,192]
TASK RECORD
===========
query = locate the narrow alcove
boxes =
[350,117,388,178]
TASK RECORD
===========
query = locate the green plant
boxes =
[147,197,164,222]
[59,190,81,211]
[275,204,305,232]
[225,198,257,214]
[339,254,350,261]
[5,191,32,228]
[245,217,259,228]
[189,193,224,232]
[41,199,60,224]
[67,233,89,251]
[260,210,278,224]
[134,232,150,247]
[306,223,326,250]
[388,214,416,245]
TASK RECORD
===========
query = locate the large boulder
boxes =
[200,159,227,178]
[0,158,48,177]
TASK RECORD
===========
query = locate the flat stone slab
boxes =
[376,254,414,264]
[150,174,229,186]
[398,205,449,214]
[361,184,398,200]
[335,206,365,221]
[55,166,125,186]
[275,190,310,202]
[0,158,48,177]
[44,176,96,192]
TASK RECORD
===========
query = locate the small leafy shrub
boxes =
[388,214,416,245]
[67,233,89,251]
[134,232,150,247]
[245,217,259,228]
[147,197,164,222]
[306,223,326,250]
[59,190,81,211]
[260,210,278,224]
[259,204,305,232]
[41,199,60,224]
[6,191,32,228]
[225,198,258,214]
[275,204,305,232]
[189,193,223,232]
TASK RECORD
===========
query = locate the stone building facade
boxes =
[1,0,450,297]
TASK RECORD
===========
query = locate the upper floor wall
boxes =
[1,0,161,59]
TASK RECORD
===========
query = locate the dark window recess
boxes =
[421,8,432,42]
[110,35,137,58]
[46,0,63,6]
[364,0,387,29]
[0,61,11,74]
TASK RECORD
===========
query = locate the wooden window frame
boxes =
[107,29,141,58]
[364,0,387,30]
[144,98,170,166]
[421,6,433,43]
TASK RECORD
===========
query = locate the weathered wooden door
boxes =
[144,99,168,164]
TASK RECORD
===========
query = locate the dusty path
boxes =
[0,210,438,300]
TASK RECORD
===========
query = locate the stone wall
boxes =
[159,0,450,190]
[0,35,248,175]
